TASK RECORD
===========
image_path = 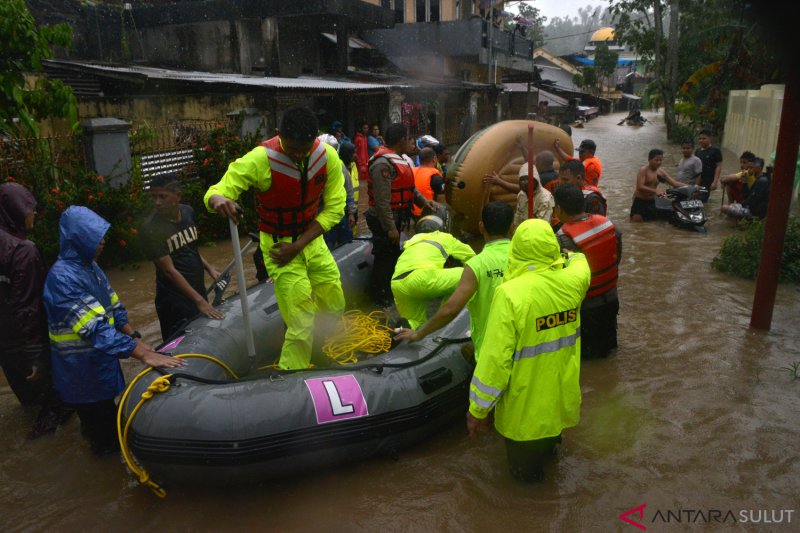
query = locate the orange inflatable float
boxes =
[446,120,573,235]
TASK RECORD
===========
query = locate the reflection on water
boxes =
[2,112,799,531]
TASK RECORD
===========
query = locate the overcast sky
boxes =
[507,0,609,23]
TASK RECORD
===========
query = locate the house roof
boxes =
[502,85,569,106]
[44,60,407,92]
[533,49,580,75]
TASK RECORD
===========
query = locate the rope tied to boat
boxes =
[322,310,394,364]
[117,353,239,498]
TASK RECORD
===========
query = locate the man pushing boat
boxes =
[204,105,346,370]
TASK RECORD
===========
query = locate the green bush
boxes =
[712,216,800,282]
[4,138,149,267]
[3,120,262,268]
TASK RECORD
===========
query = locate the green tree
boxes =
[0,0,78,136]
[610,0,782,137]
[581,66,598,93]
[594,44,619,93]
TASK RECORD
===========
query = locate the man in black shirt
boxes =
[140,173,224,341]
[695,129,723,203]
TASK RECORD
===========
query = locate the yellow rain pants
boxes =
[262,233,345,369]
[391,267,463,329]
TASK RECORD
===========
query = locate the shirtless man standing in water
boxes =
[630,149,682,222]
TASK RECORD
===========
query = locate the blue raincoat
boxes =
[43,206,136,404]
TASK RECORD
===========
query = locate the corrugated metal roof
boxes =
[44,60,406,91]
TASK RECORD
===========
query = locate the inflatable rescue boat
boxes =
[447,120,573,235]
[118,239,472,491]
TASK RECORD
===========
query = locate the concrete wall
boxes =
[79,94,260,126]
[723,84,784,164]
[140,21,236,72]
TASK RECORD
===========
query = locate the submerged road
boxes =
[1,111,799,531]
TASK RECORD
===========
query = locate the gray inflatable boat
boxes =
[120,239,473,486]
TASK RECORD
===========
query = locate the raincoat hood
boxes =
[0,182,37,238]
[339,141,356,166]
[506,218,564,280]
[58,206,110,262]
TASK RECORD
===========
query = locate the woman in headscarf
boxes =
[0,182,71,437]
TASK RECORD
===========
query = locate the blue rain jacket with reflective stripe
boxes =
[43,206,135,404]
[469,219,590,441]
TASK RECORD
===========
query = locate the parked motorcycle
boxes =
[654,184,708,232]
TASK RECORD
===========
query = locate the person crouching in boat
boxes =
[43,206,184,455]
[390,211,475,329]
[394,201,513,365]
[204,105,346,370]
[467,219,590,482]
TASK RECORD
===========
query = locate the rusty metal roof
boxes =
[44,60,407,91]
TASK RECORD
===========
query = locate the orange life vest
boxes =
[256,136,328,239]
[412,166,442,216]
[559,214,618,298]
[582,185,607,216]
[367,147,415,213]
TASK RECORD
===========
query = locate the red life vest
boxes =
[559,214,618,298]
[412,166,441,216]
[367,147,415,213]
[256,136,328,239]
[582,185,608,216]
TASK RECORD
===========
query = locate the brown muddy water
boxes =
[2,112,799,532]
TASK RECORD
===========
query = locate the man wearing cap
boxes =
[390,211,475,329]
[512,163,554,228]
[553,138,603,187]
[205,105,346,370]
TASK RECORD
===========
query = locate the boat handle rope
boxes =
[117,353,239,498]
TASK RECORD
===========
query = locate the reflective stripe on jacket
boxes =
[44,207,135,404]
[257,137,328,238]
[367,147,415,212]
[558,214,618,298]
[469,219,590,441]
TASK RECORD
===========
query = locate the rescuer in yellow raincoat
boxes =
[205,105,345,370]
[467,218,590,482]
[390,213,475,329]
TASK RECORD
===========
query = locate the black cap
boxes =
[576,139,597,152]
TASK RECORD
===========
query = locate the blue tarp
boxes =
[574,57,637,67]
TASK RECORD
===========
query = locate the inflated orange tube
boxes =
[446,120,573,235]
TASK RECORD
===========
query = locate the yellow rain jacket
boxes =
[204,142,345,369]
[469,219,590,441]
[391,230,475,329]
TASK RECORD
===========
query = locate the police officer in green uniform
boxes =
[394,201,513,363]
[467,218,590,482]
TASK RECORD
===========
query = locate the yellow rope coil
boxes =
[322,310,394,365]
[116,353,239,498]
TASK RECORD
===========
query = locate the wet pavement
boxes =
[2,111,799,531]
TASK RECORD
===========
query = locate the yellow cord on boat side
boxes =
[116,353,239,498]
[322,310,394,364]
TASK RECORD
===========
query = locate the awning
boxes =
[574,57,637,67]
[321,33,373,49]
[622,93,642,100]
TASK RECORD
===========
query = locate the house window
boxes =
[382,0,405,23]
[416,0,440,22]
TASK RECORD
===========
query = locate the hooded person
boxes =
[467,218,590,482]
[513,162,555,228]
[43,206,183,455]
[0,182,73,436]
[390,208,475,329]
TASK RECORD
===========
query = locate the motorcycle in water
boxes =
[654,184,708,232]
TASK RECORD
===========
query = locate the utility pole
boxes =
[487,4,494,83]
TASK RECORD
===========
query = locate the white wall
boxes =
[723,84,784,164]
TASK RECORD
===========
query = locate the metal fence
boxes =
[0,134,87,185]
[130,120,220,179]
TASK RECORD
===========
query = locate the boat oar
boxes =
[205,232,259,306]
[229,212,256,364]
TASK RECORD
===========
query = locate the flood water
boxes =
[2,112,799,532]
